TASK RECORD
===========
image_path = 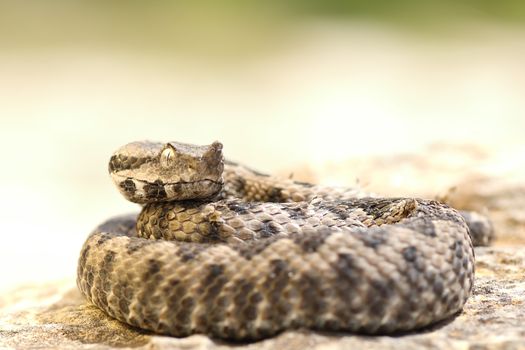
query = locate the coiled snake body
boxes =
[77,141,487,340]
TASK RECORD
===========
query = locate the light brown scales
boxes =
[137,195,420,244]
[77,141,491,340]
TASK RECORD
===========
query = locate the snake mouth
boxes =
[112,174,223,204]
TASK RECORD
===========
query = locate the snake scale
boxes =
[77,141,492,340]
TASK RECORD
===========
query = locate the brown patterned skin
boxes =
[77,141,484,340]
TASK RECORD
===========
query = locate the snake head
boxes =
[109,141,224,204]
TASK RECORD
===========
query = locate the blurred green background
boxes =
[2,1,525,53]
[1,1,524,292]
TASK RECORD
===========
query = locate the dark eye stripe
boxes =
[109,154,151,172]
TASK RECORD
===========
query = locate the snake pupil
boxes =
[160,146,175,168]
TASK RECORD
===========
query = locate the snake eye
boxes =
[160,144,176,168]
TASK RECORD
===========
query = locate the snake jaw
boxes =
[112,174,224,204]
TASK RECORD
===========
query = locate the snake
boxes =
[77,140,492,340]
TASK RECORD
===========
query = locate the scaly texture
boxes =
[77,141,483,340]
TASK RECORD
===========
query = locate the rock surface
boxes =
[1,247,524,349]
